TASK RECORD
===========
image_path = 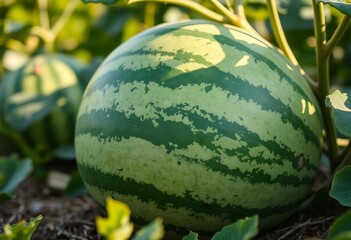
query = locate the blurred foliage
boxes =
[0,0,190,163]
[0,155,32,203]
[0,0,188,77]
[0,215,42,240]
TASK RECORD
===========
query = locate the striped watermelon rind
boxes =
[75,19,322,234]
[0,54,84,155]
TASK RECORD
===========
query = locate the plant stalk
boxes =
[144,2,156,28]
[37,0,50,30]
[266,0,318,94]
[208,0,256,34]
[266,0,298,66]
[312,0,338,169]
[34,0,80,52]
[333,144,351,174]
[51,0,80,39]
[324,15,351,56]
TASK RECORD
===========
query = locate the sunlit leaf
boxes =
[132,218,164,240]
[96,197,134,240]
[326,89,351,137]
[211,215,259,240]
[316,0,351,16]
[328,210,351,240]
[330,166,351,207]
[0,155,32,199]
[0,215,43,240]
[182,231,199,240]
[81,0,120,4]
[4,86,78,131]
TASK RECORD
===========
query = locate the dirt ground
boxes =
[0,162,345,240]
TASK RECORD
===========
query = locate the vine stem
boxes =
[208,0,257,34]
[266,0,318,94]
[144,2,156,28]
[312,0,338,169]
[334,143,351,174]
[324,15,351,56]
[33,0,80,52]
[50,0,80,39]
[266,0,298,66]
[37,0,50,30]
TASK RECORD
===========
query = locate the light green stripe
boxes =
[85,182,296,231]
[85,184,232,232]
[76,134,314,209]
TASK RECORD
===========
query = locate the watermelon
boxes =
[75,20,322,235]
[0,54,84,157]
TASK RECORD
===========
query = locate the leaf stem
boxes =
[224,0,234,14]
[335,139,351,173]
[33,0,80,52]
[266,0,298,66]
[51,0,80,40]
[265,0,318,94]
[128,0,226,23]
[144,2,156,28]
[324,15,351,56]
[208,0,256,33]
[37,0,50,30]
[338,139,351,164]
[312,0,338,169]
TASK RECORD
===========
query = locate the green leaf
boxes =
[316,0,351,16]
[325,89,351,137]
[211,215,259,240]
[81,0,119,4]
[65,171,88,198]
[4,86,76,131]
[330,166,351,207]
[96,197,134,240]
[0,215,43,240]
[132,218,164,240]
[54,145,76,160]
[328,210,351,240]
[182,231,199,240]
[0,155,32,197]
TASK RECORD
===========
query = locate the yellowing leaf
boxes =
[108,223,134,240]
[96,197,134,240]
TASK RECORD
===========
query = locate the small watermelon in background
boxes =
[75,20,322,236]
[0,54,85,162]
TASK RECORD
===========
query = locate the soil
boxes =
[0,161,346,240]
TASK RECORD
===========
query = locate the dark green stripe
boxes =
[79,163,309,221]
[76,108,318,179]
[83,62,320,149]
[83,35,321,149]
